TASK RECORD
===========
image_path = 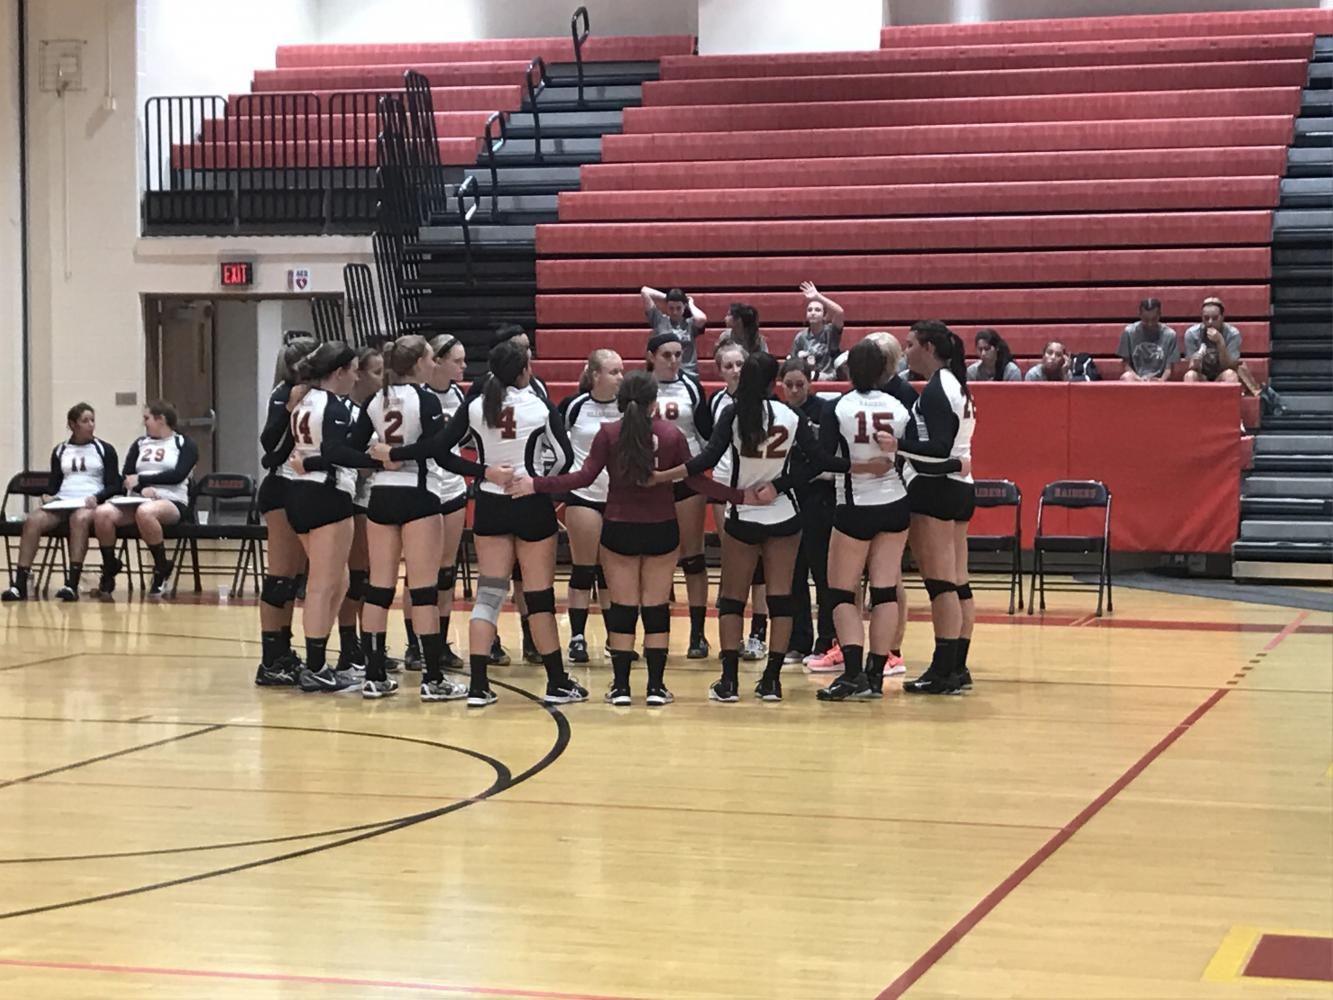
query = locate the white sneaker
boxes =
[421,676,468,702]
[362,678,399,699]
[784,650,806,664]
[742,635,767,661]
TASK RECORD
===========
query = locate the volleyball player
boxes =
[2,403,119,603]
[646,332,714,658]
[402,338,583,708]
[93,401,199,598]
[426,334,470,669]
[871,332,918,675]
[512,370,755,705]
[336,345,382,675]
[557,349,624,663]
[254,337,317,686]
[896,321,976,696]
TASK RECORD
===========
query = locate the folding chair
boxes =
[967,479,1023,615]
[169,474,265,596]
[1,470,69,597]
[1028,480,1113,617]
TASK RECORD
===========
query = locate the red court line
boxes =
[876,608,1313,999]
[0,958,652,1000]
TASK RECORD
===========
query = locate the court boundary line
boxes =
[0,725,223,789]
[874,610,1312,1000]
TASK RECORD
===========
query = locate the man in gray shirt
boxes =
[1025,340,1070,381]
[641,286,707,375]
[1183,296,1242,384]
[1117,297,1180,381]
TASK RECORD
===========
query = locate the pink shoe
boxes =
[805,643,844,673]
[885,652,907,677]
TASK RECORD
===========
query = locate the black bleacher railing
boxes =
[571,6,591,106]
[310,295,346,342]
[525,57,549,161]
[343,262,385,347]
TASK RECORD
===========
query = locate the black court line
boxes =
[0,725,224,790]
[0,653,78,673]
[0,681,569,919]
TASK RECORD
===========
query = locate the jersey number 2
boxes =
[853,411,895,444]
[383,410,404,445]
[740,426,790,459]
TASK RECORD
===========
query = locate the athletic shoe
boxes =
[755,676,783,702]
[1,585,25,603]
[708,678,739,703]
[645,685,674,706]
[544,676,589,705]
[886,652,907,677]
[337,635,366,671]
[442,643,464,670]
[403,644,425,672]
[784,649,807,665]
[902,667,963,696]
[55,585,78,602]
[742,635,767,661]
[522,641,542,665]
[254,662,298,686]
[334,666,364,687]
[422,676,469,702]
[361,678,399,699]
[568,635,590,664]
[816,673,873,701]
[957,666,973,691]
[97,556,122,596]
[384,656,404,674]
[687,635,710,659]
[605,685,632,706]
[805,643,844,673]
[274,649,305,675]
[148,562,174,597]
[466,686,498,708]
[864,663,885,699]
[299,665,347,692]
[489,639,511,667]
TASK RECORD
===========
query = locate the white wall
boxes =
[885,0,1324,24]
[213,298,259,477]
[0,0,23,478]
[699,0,881,53]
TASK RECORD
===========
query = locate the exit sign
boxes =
[220,260,254,288]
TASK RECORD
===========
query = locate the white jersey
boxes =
[126,432,197,506]
[827,390,910,507]
[426,383,468,502]
[561,392,620,503]
[443,385,573,496]
[281,388,357,496]
[347,397,374,508]
[717,400,802,525]
[656,374,710,457]
[903,369,975,484]
[709,388,734,487]
[359,385,444,491]
[50,438,117,502]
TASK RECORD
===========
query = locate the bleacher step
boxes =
[1255,434,1333,455]
[1231,542,1333,564]
[1262,413,1333,433]
[1240,519,1333,541]
[1251,454,1333,474]
[1232,559,1333,582]
[418,223,536,243]
[1241,495,1333,518]
[1275,392,1333,412]
[1241,474,1333,498]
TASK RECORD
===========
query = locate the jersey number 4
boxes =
[739,426,790,459]
[498,406,517,440]
[853,411,896,444]
[291,411,313,446]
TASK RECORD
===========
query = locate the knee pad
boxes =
[408,585,439,608]
[827,587,857,611]
[751,561,765,585]
[605,602,639,634]
[261,574,297,609]
[363,584,396,610]
[569,563,597,591]
[471,575,508,626]
[716,595,746,618]
[437,565,457,592]
[957,583,973,602]
[510,563,523,583]
[523,587,556,616]
[595,565,607,590]
[869,586,898,608]
[924,578,958,601]
[345,569,369,602]
[678,553,706,576]
[640,603,670,635]
[765,593,793,619]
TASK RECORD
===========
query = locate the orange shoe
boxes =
[805,643,844,673]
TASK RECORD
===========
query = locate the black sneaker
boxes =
[605,684,632,706]
[254,662,298,686]
[97,556,122,596]
[361,677,399,699]
[489,639,511,667]
[275,649,305,675]
[568,635,590,664]
[384,656,404,674]
[55,585,78,602]
[708,678,739,703]
[299,665,347,692]
[646,685,674,706]
[864,663,884,699]
[1,585,25,603]
[522,641,542,665]
[902,667,963,696]
[544,675,589,705]
[687,635,710,659]
[957,667,973,691]
[337,635,366,671]
[403,644,425,672]
[817,673,873,701]
[442,642,464,670]
[467,686,498,708]
[754,676,783,702]
[148,561,174,597]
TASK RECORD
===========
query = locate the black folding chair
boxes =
[169,474,266,596]
[1,470,69,596]
[1028,480,1113,617]
[967,479,1023,615]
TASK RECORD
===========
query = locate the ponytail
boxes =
[911,321,969,399]
[734,352,779,455]
[483,338,528,428]
[615,370,658,486]
[948,333,971,399]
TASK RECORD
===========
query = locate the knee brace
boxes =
[957,583,973,602]
[363,584,396,610]
[924,578,958,601]
[869,586,898,608]
[605,602,639,635]
[569,563,597,591]
[827,587,857,611]
[261,574,297,609]
[678,553,706,576]
[437,566,457,592]
[471,575,508,626]
[408,585,439,609]
[510,563,523,583]
[640,603,670,635]
[765,593,793,619]
[751,561,765,585]
[345,569,369,602]
[523,587,556,616]
[716,595,747,618]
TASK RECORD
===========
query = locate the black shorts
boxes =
[472,490,558,542]
[724,515,802,547]
[286,482,354,534]
[563,492,607,515]
[258,474,287,515]
[439,492,468,517]
[673,481,698,503]
[368,486,441,527]
[834,499,911,541]
[601,519,680,557]
[908,477,976,523]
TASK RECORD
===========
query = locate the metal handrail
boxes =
[525,56,548,162]
[570,6,591,106]
[457,174,480,284]
[483,111,506,219]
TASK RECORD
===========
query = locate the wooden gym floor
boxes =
[0,582,1330,999]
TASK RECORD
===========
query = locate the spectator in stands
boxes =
[641,286,707,375]
[2,403,119,603]
[1118,298,1180,382]
[1025,341,1070,382]
[789,281,844,380]
[966,329,1022,382]
[1183,297,1242,384]
[717,303,766,355]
